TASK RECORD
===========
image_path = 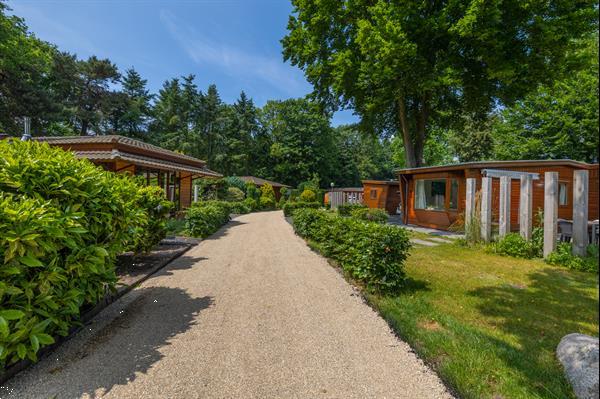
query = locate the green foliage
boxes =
[298,189,316,203]
[292,209,411,292]
[350,207,389,224]
[283,0,597,167]
[546,243,599,273]
[131,185,174,253]
[243,197,258,212]
[337,203,367,216]
[195,178,229,201]
[0,141,150,368]
[282,201,321,217]
[224,176,246,193]
[226,187,245,202]
[185,202,230,238]
[245,182,260,202]
[259,183,276,210]
[490,233,538,259]
[259,196,276,210]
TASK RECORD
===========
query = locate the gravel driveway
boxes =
[3,211,452,399]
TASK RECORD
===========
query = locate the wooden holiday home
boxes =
[396,160,599,230]
[362,180,401,215]
[239,176,289,201]
[37,135,221,210]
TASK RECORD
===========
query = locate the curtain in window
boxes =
[415,180,426,209]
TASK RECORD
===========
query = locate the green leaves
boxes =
[0,310,25,320]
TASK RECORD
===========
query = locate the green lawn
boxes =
[367,241,599,399]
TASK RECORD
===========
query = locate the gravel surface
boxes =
[2,211,452,399]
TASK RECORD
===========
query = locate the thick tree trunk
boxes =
[80,120,89,136]
[397,98,417,168]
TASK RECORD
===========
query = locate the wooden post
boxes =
[572,170,589,256]
[465,178,476,234]
[519,174,533,241]
[543,172,559,258]
[480,177,492,242]
[499,176,511,237]
[193,185,198,203]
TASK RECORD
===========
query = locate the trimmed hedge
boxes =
[282,201,321,217]
[337,203,367,216]
[0,140,170,368]
[185,201,231,238]
[350,207,389,224]
[291,208,411,291]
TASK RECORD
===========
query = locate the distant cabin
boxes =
[394,160,599,230]
[36,135,221,210]
[361,180,400,215]
[238,176,289,201]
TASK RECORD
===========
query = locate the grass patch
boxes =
[366,243,598,399]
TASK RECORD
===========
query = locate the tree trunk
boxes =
[80,120,89,136]
[397,98,417,168]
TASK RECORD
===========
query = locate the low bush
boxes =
[259,196,276,210]
[546,243,599,273]
[0,140,154,368]
[350,207,389,224]
[282,201,321,217]
[185,202,230,238]
[243,197,258,211]
[337,203,367,216]
[259,183,276,210]
[132,185,174,253]
[226,187,245,202]
[490,233,538,258]
[292,208,411,291]
[299,189,317,203]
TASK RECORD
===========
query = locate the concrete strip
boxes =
[5,212,452,399]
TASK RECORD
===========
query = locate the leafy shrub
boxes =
[292,208,411,292]
[259,183,276,210]
[546,243,598,273]
[195,177,229,200]
[245,182,260,202]
[0,140,148,368]
[490,233,537,258]
[299,189,317,203]
[282,201,321,217]
[185,202,230,238]
[277,196,287,209]
[243,197,258,211]
[225,176,246,192]
[350,207,389,224]
[337,203,367,216]
[226,187,245,202]
[132,185,174,253]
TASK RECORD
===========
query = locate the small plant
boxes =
[546,243,599,273]
[350,207,389,224]
[259,183,276,210]
[185,202,230,238]
[243,197,258,211]
[245,182,260,202]
[490,233,537,258]
[259,196,276,209]
[226,187,245,202]
[299,189,317,202]
[337,203,367,216]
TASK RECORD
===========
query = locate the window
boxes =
[370,189,378,200]
[559,182,568,206]
[449,179,459,210]
[415,179,446,210]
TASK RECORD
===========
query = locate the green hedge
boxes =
[282,201,321,217]
[0,140,169,368]
[350,207,389,224]
[185,201,231,238]
[291,208,411,291]
[337,203,367,216]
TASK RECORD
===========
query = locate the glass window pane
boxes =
[415,179,446,210]
[449,179,459,209]
[559,183,568,205]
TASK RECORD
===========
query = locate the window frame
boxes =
[558,181,569,207]
[370,188,378,200]
[414,178,448,211]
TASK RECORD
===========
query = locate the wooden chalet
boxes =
[395,160,599,230]
[239,176,289,201]
[362,180,401,215]
[37,135,221,210]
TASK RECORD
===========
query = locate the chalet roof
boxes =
[37,135,206,167]
[75,150,221,176]
[395,159,598,175]
[36,135,221,177]
[239,176,290,188]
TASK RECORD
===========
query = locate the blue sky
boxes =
[8,0,357,126]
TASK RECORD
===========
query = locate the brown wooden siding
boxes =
[363,182,400,214]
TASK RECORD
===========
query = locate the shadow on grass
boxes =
[467,267,599,397]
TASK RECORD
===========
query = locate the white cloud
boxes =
[159,10,306,95]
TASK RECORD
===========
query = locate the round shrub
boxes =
[491,233,538,258]
[299,189,317,203]
[226,187,245,202]
[0,140,151,367]
[282,201,321,217]
[185,202,230,238]
[225,176,246,192]
[243,197,258,211]
[259,196,276,210]
[350,207,389,224]
[546,243,598,272]
[337,203,367,216]
[132,185,174,253]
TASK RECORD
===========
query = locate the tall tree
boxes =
[282,0,598,167]
[114,68,153,138]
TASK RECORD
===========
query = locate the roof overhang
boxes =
[395,159,596,175]
[76,149,221,177]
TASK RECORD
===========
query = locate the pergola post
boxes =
[499,176,511,237]
[465,178,477,235]
[480,177,492,243]
[543,172,559,258]
[519,174,533,241]
[572,170,589,256]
